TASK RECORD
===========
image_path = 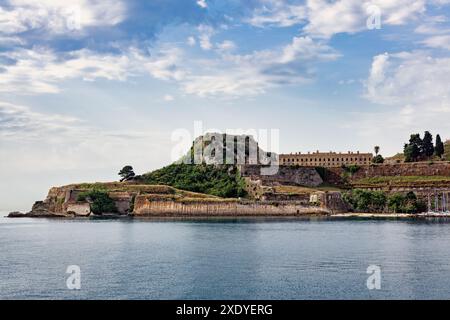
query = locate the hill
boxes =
[142,163,247,198]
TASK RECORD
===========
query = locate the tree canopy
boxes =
[119,165,135,182]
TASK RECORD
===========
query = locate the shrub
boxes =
[372,155,384,164]
[343,164,360,174]
[142,164,247,198]
[77,190,117,215]
[343,189,387,212]
[387,192,426,214]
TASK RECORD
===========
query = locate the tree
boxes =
[435,134,445,158]
[404,134,422,162]
[119,165,135,182]
[372,154,384,164]
[422,131,434,158]
[374,146,380,156]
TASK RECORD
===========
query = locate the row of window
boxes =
[282,157,370,163]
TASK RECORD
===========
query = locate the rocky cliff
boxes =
[12,178,343,218]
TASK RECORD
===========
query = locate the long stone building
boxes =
[280,151,373,167]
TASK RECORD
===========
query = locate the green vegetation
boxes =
[371,146,384,163]
[77,190,117,215]
[142,163,247,198]
[342,164,360,174]
[118,165,135,182]
[404,133,423,162]
[343,189,387,212]
[435,134,445,158]
[372,154,384,164]
[340,164,360,182]
[354,176,450,184]
[343,189,426,213]
[444,140,450,161]
[423,131,435,157]
[273,184,344,194]
[387,192,427,214]
[403,131,445,162]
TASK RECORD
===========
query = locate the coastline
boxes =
[6,210,450,220]
[330,212,450,219]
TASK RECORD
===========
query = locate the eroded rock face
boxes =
[240,165,323,187]
[66,203,91,216]
[180,133,276,165]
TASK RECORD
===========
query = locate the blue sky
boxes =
[1,0,450,210]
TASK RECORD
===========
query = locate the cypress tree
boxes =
[435,134,445,158]
[422,131,434,157]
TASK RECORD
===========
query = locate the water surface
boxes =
[1,212,450,299]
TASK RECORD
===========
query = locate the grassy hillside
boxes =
[354,176,450,184]
[142,163,247,198]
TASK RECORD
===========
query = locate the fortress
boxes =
[279,151,373,168]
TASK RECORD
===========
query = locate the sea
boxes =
[1,211,450,299]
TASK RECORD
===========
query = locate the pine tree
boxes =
[435,134,445,158]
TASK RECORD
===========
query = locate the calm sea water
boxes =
[2,211,450,300]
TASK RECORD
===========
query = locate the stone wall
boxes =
[351,162,450,179]
[321,162,450,186]
[133,195,329,216]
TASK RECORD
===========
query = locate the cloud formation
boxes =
[0,0,126,35]
[249,0,428,38]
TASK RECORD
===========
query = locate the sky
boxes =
[1,0,450,210]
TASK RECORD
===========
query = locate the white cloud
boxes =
[0,23,338,99]
[187,36,196,46]
[279,36,340,63]
[183,36,339,97]
[365,51,450,110]
[421,34,450,50]
[139,48,186,81]
[0,0,126,35]
[248,0,427,38]
[305,0,426,38]
[0,101,80,139]
[198,24,214,50]
[216,40,236,52]
[0,100,170,170]
[163,94,174,101]
[247,1,306,27]
[196,0,207,9]
[358,51,450,138]
[0,46,184,94]
[0,35,24,46]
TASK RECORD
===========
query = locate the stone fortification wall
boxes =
[133,195,329,216]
